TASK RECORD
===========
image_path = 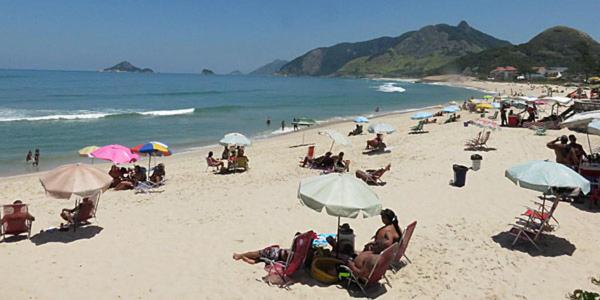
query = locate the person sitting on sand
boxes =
[233,244,291,265]
[332,151,350,172]
[347,251,379,279]
[348,124,363,136]
[362,208,403,254]
[130,165,147,183]
[547,136,578,167]
[149,163,166,183]
[207,151,225,171]
[1,200,35,224]
[366,133,385,150]
[60,197,94,229]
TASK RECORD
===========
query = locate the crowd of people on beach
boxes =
[547,135,588,169]
[108,163,165,190]
[206,146,250,173]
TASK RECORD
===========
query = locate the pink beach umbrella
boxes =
[90,144,139,164]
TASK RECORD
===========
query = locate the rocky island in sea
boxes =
[201,69,215,75]
[102,61,154,73]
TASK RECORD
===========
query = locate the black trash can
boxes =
[452,164,469,187]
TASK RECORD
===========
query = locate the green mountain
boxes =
[249,59,288,76]
[103,61,154,73]
[279,21,511,77]
[440,26,600,77]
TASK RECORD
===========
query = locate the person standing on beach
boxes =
[33,148,40,167]
[25,150,33,163]
[500,103,508,126]
[281,120,285,131]
[293,118,298,131]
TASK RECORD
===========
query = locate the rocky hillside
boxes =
[441,26,600,76]
[249,59,288,76]
[279,21,511,77]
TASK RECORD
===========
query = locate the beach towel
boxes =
[312,233,336,248]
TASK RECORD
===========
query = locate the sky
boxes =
[1,0,599,74]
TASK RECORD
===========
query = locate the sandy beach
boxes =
[1,90,600,299]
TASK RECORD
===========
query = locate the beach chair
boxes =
[466,131,491,150]
[74,196,99,231]
[262,230,317,287]
[206,157,221,172]
[509,197,560,251]
[487,111,498,120]
[391,221,417,272]
[465,131,482,147]
[1,203,33,241]
[339,243,398,297]
[235,156,249,171]
[522,195,560,229]
[409,122,425,134]
[355,165,391,186]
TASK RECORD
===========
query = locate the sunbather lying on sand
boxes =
[302,151,334,169]
[355,164,391,185]
[233,245,290,265]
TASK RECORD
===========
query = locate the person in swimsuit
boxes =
[233,245,290,265]
[25,150,33,163]
[347,251,379,279]
[363,208,402,254]
[60,197,94,228]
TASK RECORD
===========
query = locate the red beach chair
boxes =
[69,196,100,232]
[262,230,317,286]
[340,243,398,297]
[1,203,33,240]
[391,221,417,271]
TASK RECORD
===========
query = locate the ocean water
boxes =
[0,69,483,176]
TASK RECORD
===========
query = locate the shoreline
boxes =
[0,103,444,180]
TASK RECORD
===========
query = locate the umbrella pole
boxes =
[587,132,593,154]
[330,141,335,152]
[148,155,152,171]
[336,216,340,258]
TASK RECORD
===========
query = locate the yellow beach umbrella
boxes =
[476,103,493,110]
[78,145,100,157]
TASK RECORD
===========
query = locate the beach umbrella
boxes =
[560,110,600,129]
[517,96,539,102]
[354,116,369,123]
[587,120,600,136]
[411,112,434,120]
[78,145,99,157]
[91,144,139,164]
[131,141,172,170]
[476,103,493,110]
[442,105,460,113]
[219,133,251,147]
[542,96,573,106]
[298,173,382,256]
[39,163,112,199]
[319,129,351,151]
[367,123,396,134]
[505,160,590,195]
[298,173,381,218]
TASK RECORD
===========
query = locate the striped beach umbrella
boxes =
[78,145,99,157]
[131,141,172,170]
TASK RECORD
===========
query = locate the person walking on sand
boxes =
[281,120,285,131]
[33,148,40,167]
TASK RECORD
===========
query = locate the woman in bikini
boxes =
[363,208,402,254]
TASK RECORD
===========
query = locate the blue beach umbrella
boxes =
[354,116,369,123]
[505,160,590,195]
[442,106,460,113]
[411,112,434,120]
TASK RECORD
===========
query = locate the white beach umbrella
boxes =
[219,132,251,147]
[505,160,590,195]
[319,129,351,151]
[560,110,600,129]
[368,123,396,134]
[542,96,573,106]
[298,173,382,218]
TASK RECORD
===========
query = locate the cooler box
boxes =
[508,115,519,127]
